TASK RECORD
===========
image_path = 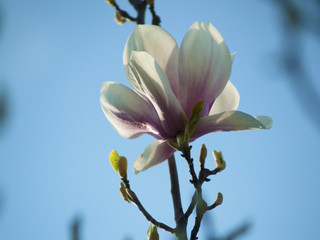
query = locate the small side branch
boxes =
[123,180,175,234]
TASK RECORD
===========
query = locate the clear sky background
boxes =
[0,0,320,239]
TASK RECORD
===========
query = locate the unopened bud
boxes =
[213,150,226,171]
[207,192,223,210]
[147,225,159,240]
[105,0,116,6]
[118,156,127,179]
[199,144,207,166]
[214,192,223,206]
[115,11,126,25]
[119,182,130,203]
[109,150,120,173]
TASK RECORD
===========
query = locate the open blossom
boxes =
[100,22,272,173]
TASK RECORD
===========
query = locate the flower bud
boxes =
[109,150,120,173]
[119,182,130,203]
[207,192,223,210]
[213,150,226,171]
[199,144,207,167]
[147,225,159,240]
[214,192,223,206]
[118,156,128,179]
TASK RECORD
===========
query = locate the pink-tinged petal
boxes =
[127,51,185,136]
[100,81,167,139]
[178,22,232,117]
[133,140,175,173]
[123,25,180,96]
[192,110,272,139]
[209,81,240,115]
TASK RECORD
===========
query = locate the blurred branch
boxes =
[70,216,82,240]
[272,0,320,130]
[106,0,161,26]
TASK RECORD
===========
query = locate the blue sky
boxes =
[0,0,320,239]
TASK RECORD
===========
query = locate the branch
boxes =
[168,155,188,240]
[123,180,175,234]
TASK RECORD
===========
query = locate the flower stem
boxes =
[168,155,187,240]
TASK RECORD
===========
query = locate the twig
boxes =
[123,180,175,234]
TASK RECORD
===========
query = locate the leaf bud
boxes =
[213,150,226,172]
[109,150,120,173]
[147,225,159,240]
[199,144,207,167]
[119,182,130,203]
[118,156,128,179]
[214,192,223,206]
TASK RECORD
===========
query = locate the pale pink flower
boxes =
[100,22,272,173]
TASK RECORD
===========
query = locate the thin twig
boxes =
[123,180,175,234]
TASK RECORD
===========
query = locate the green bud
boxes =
[109,150,120,173]
[199,144,207,167]
[118,156,128,179]
[213,150,226,171]
[147,225,159,240]
[214,192,223,206]
[119,182,130,203]
[207,192,223,210]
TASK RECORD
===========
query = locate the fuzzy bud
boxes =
[199,144,207,167]
[214,192,223,206]
[119,182,130,203]
[213,150,226,172]
[118,156,127,179]
[147,225,159,240]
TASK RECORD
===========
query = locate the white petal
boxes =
[133,140,175,173]
[192,110,271,139]
[123,25,180,96]
[127,51,185,136]
[209,81,240,115]
[100,81,167,139]
[178,22,232,117]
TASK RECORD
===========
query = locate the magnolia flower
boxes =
[100,22,272,173]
